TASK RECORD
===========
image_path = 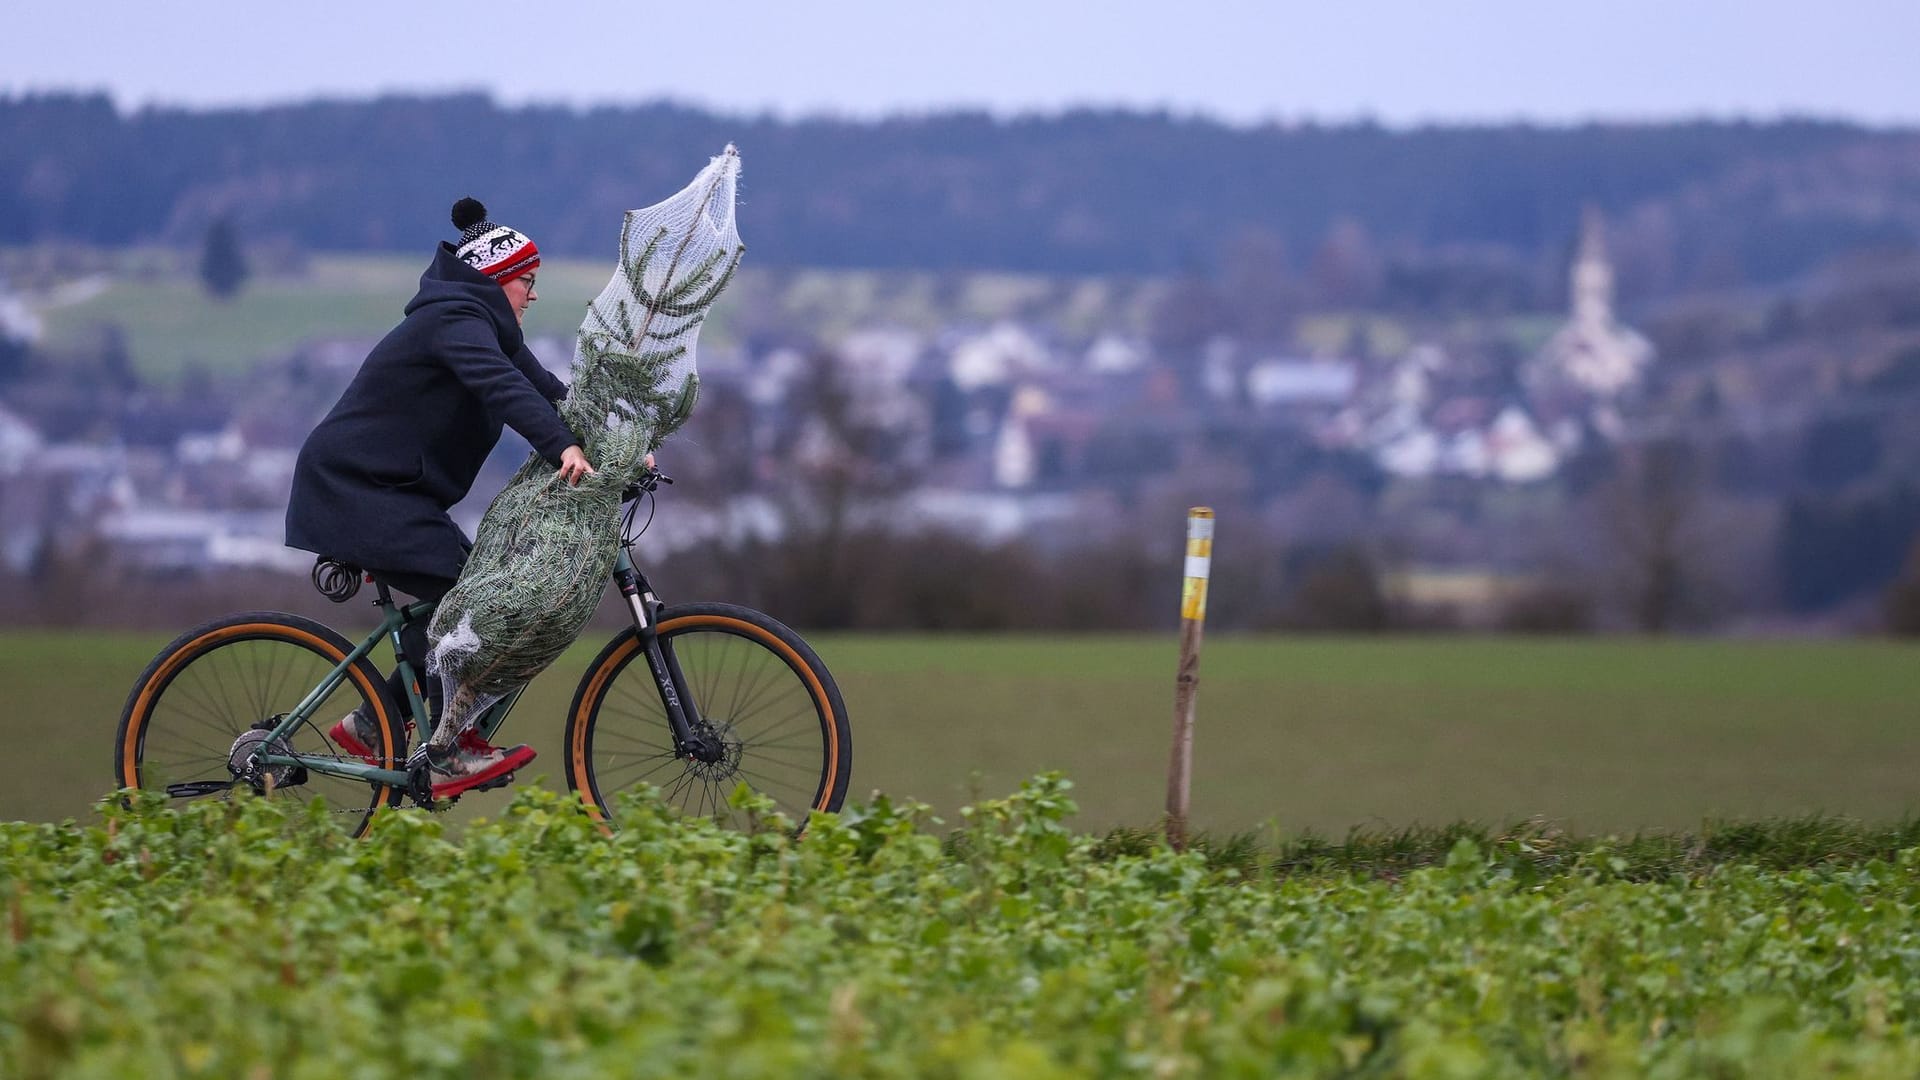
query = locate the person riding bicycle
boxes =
[285,197,596,797]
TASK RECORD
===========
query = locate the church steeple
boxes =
[1526,206,1654,399]
[1571,205,1613,326]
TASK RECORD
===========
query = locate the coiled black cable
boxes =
[310,557,364,603]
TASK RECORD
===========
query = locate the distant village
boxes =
[0,211,1651,601]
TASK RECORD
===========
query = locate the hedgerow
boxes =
[5,776,1920,1078]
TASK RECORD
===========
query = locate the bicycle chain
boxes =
[293,744,449,815]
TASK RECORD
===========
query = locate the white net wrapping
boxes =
[424,147,744,749]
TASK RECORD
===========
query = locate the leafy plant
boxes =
[6,779,1920,1077]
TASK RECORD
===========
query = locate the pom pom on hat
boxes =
[451,197,540,285]
[451,197,488,232]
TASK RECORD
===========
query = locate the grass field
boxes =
[36,254,700,378]
[5,631,1920,834]
[31,251,1147,381]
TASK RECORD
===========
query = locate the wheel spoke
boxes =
[742,733,826,753]
[599,756,684,783]
[663,769,698,804]
[591,726,674,751]
[144,730,232,759]
[733,760,817,795]
[733,706,815,746]
[716,653,782,727]
[142,752,226,770]
[610,675,663,716]
[740,753,824,777]
[169,675,250,739]
[594,748,680,761]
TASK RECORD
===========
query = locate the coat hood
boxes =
[404,242,524,353]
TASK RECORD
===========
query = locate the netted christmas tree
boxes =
[424,147,744,750]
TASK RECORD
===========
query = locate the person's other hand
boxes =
[644,452,656,470]
[557,445,597,486]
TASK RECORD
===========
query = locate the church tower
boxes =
[1571,206,1613,327]
[1528,206,1653,399]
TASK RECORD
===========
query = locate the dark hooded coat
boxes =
[285,243,576,580]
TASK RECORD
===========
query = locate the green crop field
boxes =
[5,631,1920,835]
[9,634,1920,1075]
[9,778,1920,1077]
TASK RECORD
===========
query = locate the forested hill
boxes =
[4,92,1919,287]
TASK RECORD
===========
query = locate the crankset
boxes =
[403,747,518,812]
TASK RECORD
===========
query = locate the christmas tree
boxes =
[423,147,744,750]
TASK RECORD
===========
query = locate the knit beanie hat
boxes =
[451,197,540,284]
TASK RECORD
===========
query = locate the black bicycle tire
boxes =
[564,602,852,830]
[115,610,403,838]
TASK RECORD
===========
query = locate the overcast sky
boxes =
[9,1,1918,127]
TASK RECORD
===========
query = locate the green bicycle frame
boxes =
[244,476,685,791]
[253,589,526,787]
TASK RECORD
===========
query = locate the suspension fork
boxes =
[613,549,717,762]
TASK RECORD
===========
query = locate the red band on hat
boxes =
[489,244,541,284]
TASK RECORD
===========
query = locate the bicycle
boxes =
[114,469,852,838]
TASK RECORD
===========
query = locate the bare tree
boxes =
[1882,538,1920,635]
[1597,439,1711,633]
[695,350,920,629]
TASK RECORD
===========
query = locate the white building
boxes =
[1246,358,1358,408]
[991,385,1054,489]
[1083,334,1145,375]
[949,322,1053,391]
[0,403,43,475]
[1485,406,1560,483]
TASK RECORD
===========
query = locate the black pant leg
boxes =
[367,570,458,734]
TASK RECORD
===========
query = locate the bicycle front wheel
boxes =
[565,603,851,830]
[115,611,403,839]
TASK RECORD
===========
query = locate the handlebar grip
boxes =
[620,471,673,503]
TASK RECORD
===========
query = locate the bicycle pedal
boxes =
[471,771,516,793]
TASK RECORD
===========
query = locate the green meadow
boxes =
[31,251,1153,381]
[6,630,1919,834]
[36,254,677,378]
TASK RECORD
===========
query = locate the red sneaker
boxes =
[426,729,536,799]
[328,709,383,765]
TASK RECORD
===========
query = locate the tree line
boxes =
[3,92,1915,291]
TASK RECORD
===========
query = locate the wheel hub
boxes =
[227,727,307,792]
[683,718,743,779]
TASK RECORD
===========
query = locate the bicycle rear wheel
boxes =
[115,611,403,838]
[565,603,851,831]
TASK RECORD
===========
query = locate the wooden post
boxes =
[1166,507,1214,851]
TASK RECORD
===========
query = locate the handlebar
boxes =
[621,467,673,504]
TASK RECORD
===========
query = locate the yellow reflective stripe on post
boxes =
[1180,508,1214,621]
